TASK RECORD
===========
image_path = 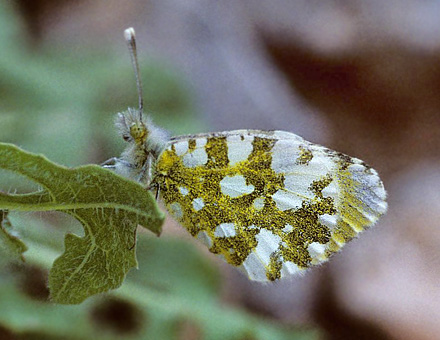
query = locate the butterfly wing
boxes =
[154,130,387,281]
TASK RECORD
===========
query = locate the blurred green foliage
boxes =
[0,2,201,171]
[0,2,319,339]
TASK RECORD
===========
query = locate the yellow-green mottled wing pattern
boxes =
[153,130,387,281]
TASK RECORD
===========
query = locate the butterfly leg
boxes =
[155,185,160,200]
[136,155,153,185]
[146,182,160,199]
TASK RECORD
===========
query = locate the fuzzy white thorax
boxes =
[114,107,169,185]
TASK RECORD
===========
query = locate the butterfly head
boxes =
[114,105,168,185]
[116,108,148,146]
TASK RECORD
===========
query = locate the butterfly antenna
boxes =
[124,27,144,121]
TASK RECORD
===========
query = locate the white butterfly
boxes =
[104,28,387,282]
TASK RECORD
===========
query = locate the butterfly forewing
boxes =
[153,130,387,281]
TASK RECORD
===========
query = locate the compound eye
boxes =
[122,134,131,141]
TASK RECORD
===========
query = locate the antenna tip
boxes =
[124,27,135,43]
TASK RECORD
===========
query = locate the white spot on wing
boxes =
[272,190,303,211]
[179,187,189,196]
[241,252,267,281]
[271,136,337,183]
[282,224,294,233]
[197,231,212,248]
[174,141,188,156]
[318,214,338,229]
[227,135,253,165]
[271,139,302,174]
[192,197,204,211]
[255,229,282,265]
[283,174,315,200]
[304,154,336,176]
[214,223,236,237]
[281,261,301,276]
[196,138,207,148]
[321,180,338,199]
[241,229,282,281]
[308,242,326,260]
[271,157,336,211]
[182,148,208,167]
[220,175,254,198]
[253,197,265,210]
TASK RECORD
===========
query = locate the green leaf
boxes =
[0,210,27,264]
[0,143,165,304]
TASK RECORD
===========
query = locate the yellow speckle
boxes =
[296,146,313,165]
[267,252,282,281]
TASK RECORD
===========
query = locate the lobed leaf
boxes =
[0,143,165,304]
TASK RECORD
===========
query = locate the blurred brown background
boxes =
[3,0,440,339]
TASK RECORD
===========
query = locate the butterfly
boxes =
[104,28,387,282]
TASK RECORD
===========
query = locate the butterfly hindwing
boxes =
[153,130,387,281]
